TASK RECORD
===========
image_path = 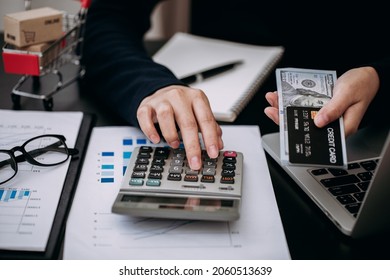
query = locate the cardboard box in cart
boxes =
[4,7,63,48]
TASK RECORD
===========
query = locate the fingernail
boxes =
[190,156,201,170]
[208,144,219,158]
[169,140,180,148]
[150,134,160,144]
[314,113,327,127]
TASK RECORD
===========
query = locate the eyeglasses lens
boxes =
[0,152,17,183]
[25,136,69,165]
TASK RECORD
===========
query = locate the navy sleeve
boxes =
[81,0,186,126]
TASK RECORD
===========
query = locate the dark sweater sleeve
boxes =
[81,0,186,126]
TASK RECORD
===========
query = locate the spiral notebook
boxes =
[153,32,284,122]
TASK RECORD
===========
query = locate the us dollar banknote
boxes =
[275,68,347,167]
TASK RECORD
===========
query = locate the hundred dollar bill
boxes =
[275,68,347,167]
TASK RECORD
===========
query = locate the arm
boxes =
[82,0,223,169]
[82,0,182,126]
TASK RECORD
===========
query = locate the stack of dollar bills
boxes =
[275,68,347,168]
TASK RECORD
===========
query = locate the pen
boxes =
[179,60,243,84]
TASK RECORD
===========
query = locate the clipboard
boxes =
[0,113,96,259]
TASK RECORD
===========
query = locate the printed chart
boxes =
[0,110,82,251]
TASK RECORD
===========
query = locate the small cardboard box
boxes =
[4,7,63,47]
[18,42,59,67]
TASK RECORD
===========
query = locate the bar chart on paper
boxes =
[0,109,83,251]
[0,188,40,235]
[96,136,152,184]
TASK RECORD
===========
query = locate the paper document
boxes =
[64,125,290,259]
[0,109,83,251]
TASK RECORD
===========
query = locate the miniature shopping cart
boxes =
[2,0,91,110]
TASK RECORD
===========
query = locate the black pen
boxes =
[179,60,243,84]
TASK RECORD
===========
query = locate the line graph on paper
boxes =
[0,123,54,176]
[91,212,242,250]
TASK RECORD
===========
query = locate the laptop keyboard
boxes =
[308,158,380,217]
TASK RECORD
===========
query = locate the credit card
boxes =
[286,106,347,168]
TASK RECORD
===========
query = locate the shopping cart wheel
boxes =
[43,98,53,111]
[11,93,21,110]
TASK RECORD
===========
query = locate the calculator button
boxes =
[137,152,151,158]
[171,158,184,166]
[154,147,170,159]
[184,174,198,182]
[222,162,235,170]
[203,160,217,168]
[202,167,216,176]
[168,173,182,181]
[133,164,148,171]
[152,158,165,165]
[150,165,164,172]
[221,169,235,177]
[223,157,237,164]
[185,168,199,175]
[201,175,215,183]
[136,158,149,164]
[131,171,146,178]
[169,166,183,174]
[146,179,161,186]
[129,178,144,186]
[223,151,237,158]
[221,176,235,184]
[139,146,153,153]
[148,172,162,179]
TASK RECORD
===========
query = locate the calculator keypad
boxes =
[124,146,243,197]
[113,145,243,221]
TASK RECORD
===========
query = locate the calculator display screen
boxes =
[121,195,235,211]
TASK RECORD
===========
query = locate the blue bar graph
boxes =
[100,151,115,184]
[99,136,151,183]
[0,189,30,203]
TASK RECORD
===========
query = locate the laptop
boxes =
[262,125,390,238]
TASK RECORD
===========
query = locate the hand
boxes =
[264,67,380,137]
[137,85,224,170]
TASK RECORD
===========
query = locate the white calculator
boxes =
[112,146,244,221]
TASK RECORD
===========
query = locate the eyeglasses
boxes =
[0,134,78,185]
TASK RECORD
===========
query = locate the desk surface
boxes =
[1,38,390,260]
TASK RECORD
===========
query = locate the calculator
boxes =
[112,146,244,221]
